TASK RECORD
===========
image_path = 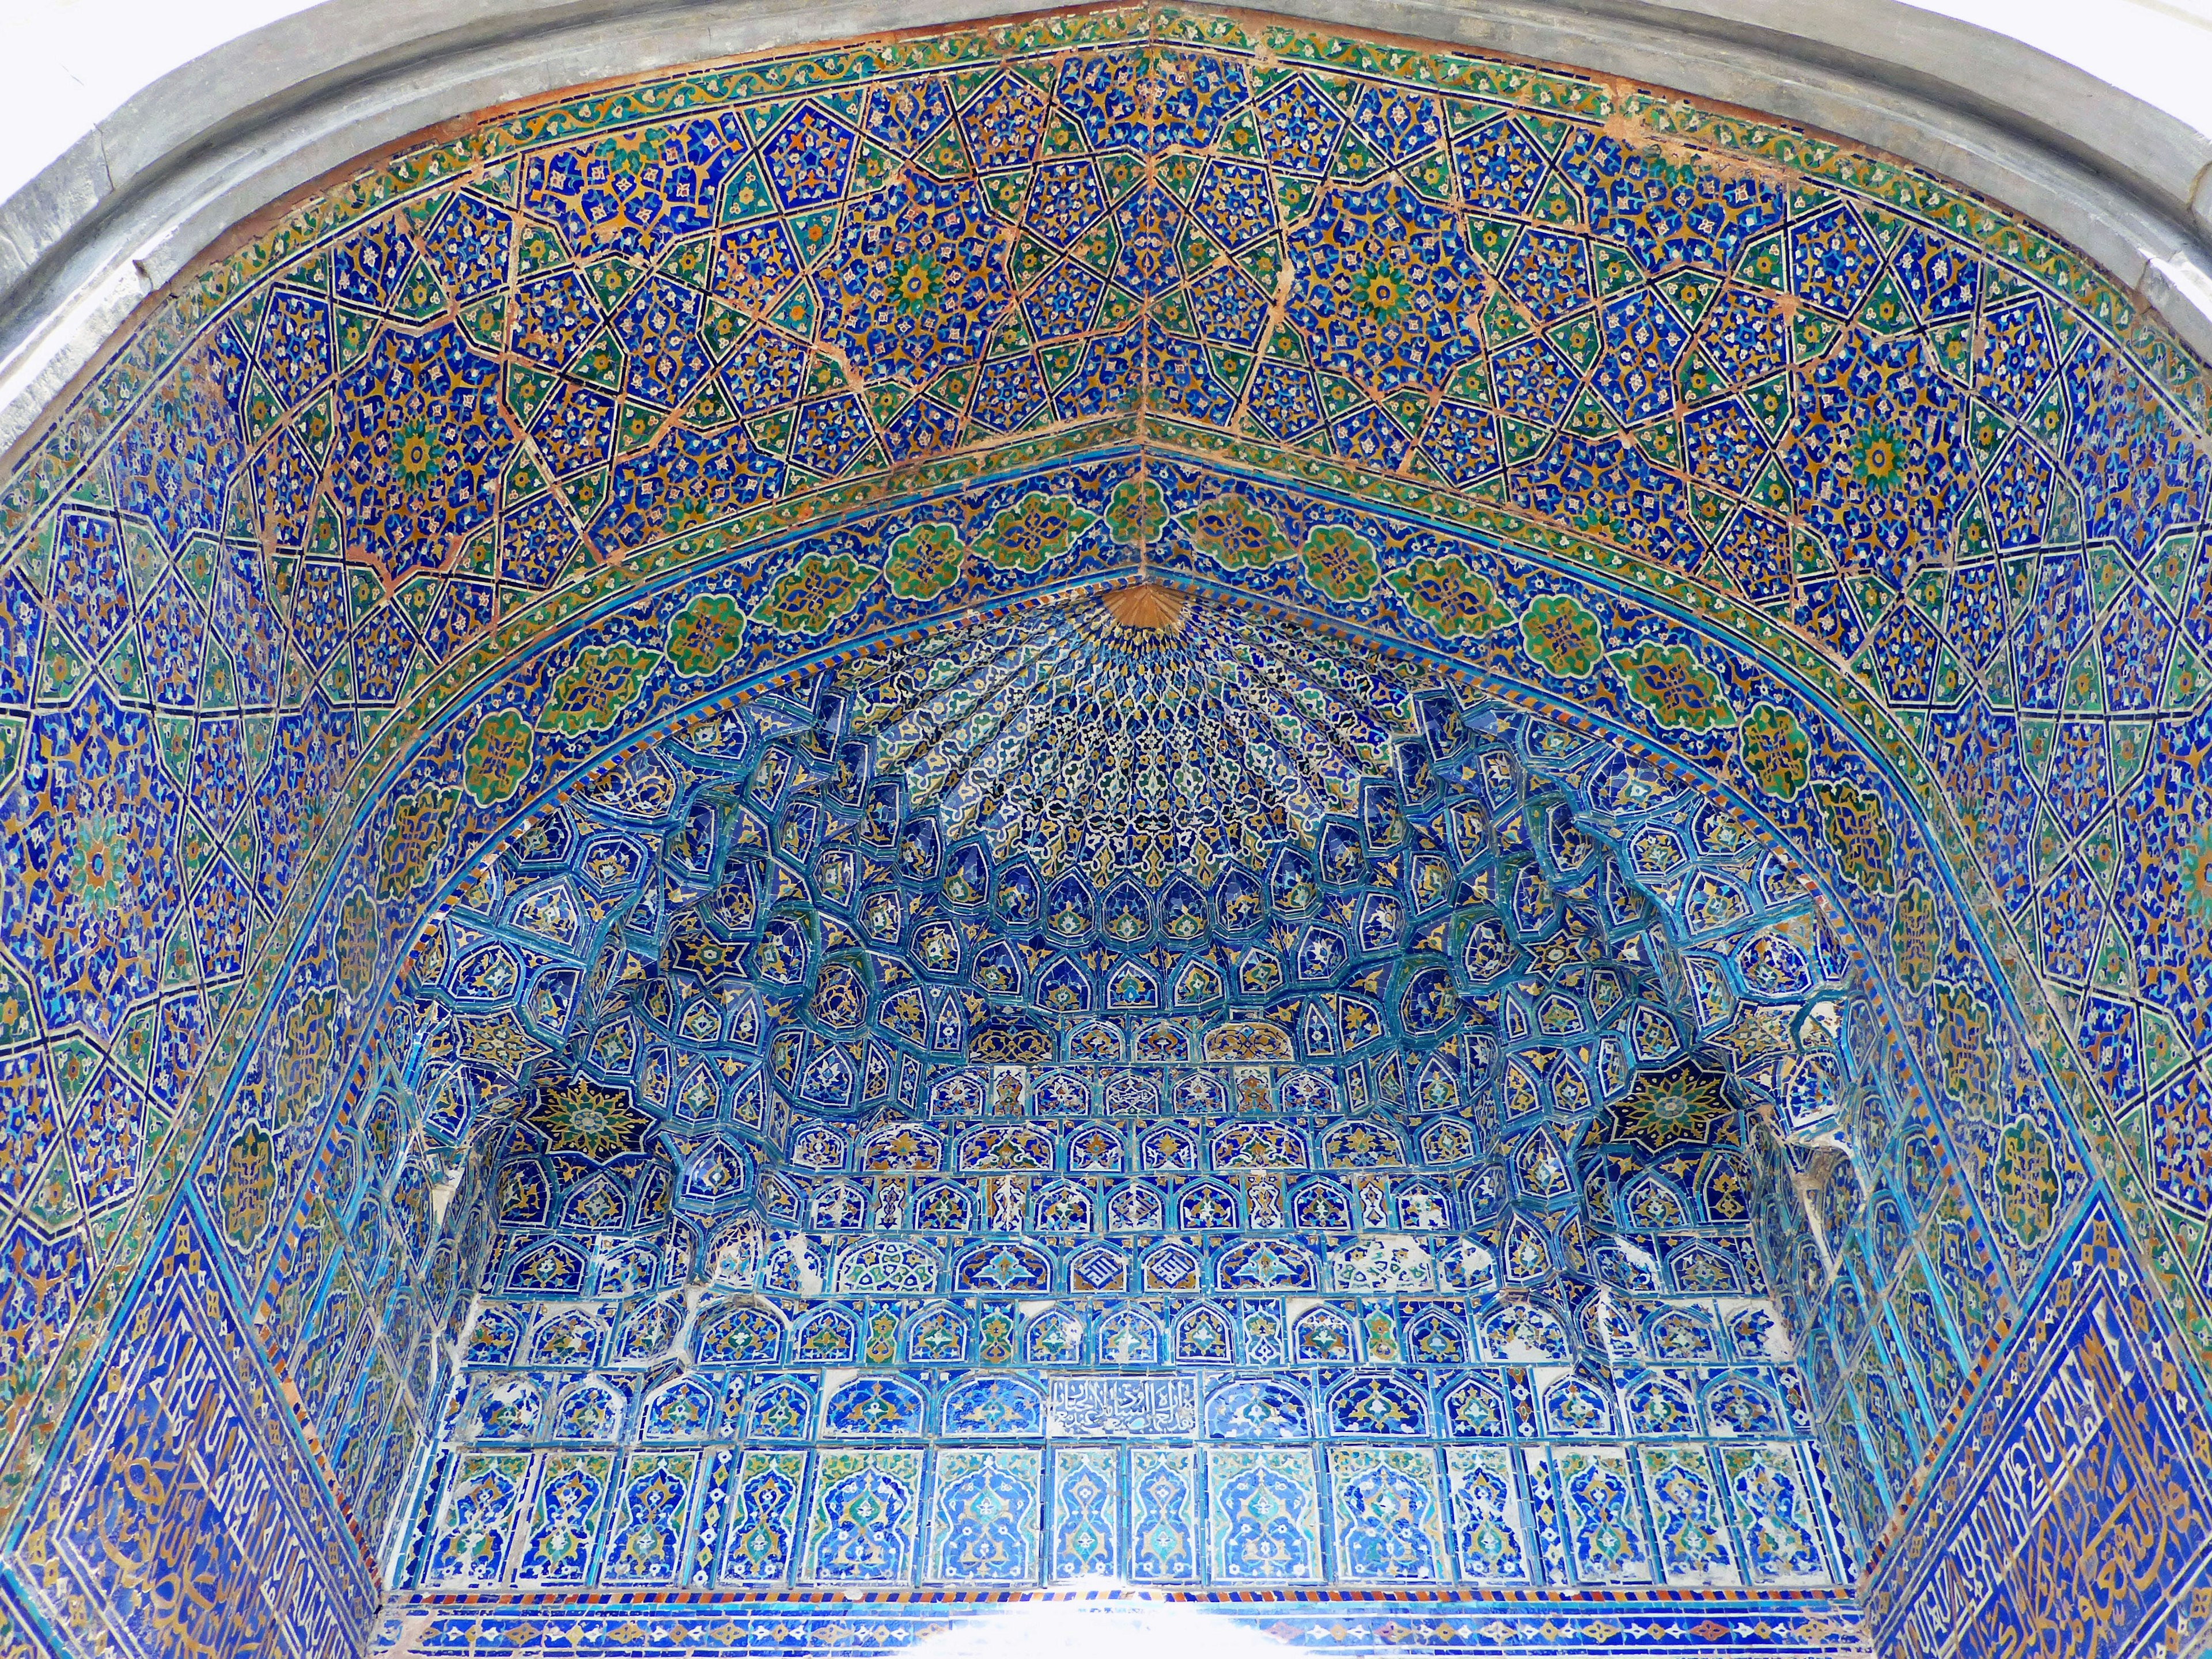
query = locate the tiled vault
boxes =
[396,590,1854,1599]
[0,6,2207,1659]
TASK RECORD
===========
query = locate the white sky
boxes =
[5,0,2211,210]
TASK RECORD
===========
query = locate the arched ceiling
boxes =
[363,584,1857,1601]
[396,589,1846,1236]
[0,7,2208,1658]
[7,0,2212,463]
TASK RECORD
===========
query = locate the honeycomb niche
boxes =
[397,591,1847,1603]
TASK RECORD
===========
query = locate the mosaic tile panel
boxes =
[1865,1197,2212,1659]
[353,633,1853,1607]
[0,5,2206,1656]
[376,1586,1866,1656]
[9,1204,378,1659]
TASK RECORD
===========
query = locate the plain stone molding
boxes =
[4,0,2211,463]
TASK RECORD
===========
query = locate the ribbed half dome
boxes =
[843,586,1444,879]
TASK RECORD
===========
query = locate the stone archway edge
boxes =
[4,0,2211,461]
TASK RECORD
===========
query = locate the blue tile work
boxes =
[366,619,1851,1597]
[10,1204,378,1659]
[375,1586,1866,1655]
[1862,1195,2212,1659]
[0,7,2203,1659]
